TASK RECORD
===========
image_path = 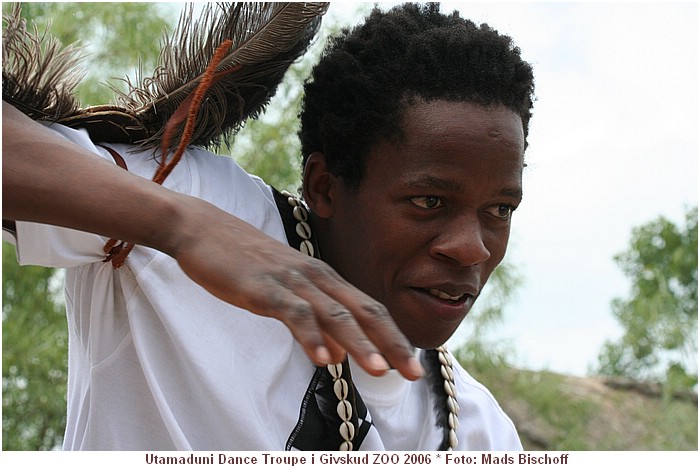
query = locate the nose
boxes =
[428,214,491,267]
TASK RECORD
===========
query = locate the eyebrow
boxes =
[402,175,523,200]
[402,175,464,192]
[499,187,524,201]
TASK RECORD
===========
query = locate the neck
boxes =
[308,210,343,273]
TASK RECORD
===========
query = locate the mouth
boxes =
[426,288,469,302]
[408,286,476,322]
[396,285,479,347]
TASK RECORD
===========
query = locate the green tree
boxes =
[597,206,698,391]
[2,244,67,450]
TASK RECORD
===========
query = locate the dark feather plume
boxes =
[2,3,86,120]
[106,2,328,150]
[3,2,329,150]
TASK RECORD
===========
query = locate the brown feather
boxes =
[114,2,330,150]
[2,3,86,120]
[3,2,329,151]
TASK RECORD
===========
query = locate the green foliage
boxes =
[453,262,523,372]
[4,2,178,106]
[2,243,67,450]
[597,206,698,389]
[510,371,598,450]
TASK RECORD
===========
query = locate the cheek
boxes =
[359,226,405,272]
[333,214,392,277]
[349,218,419,291]
[483,230,511,274]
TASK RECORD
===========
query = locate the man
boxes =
[3,3,534,450]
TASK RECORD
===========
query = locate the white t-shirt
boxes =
[4,124,522,451]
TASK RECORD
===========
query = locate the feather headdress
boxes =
[2,2,329,150]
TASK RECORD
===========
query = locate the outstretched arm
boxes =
[2,101,424,380]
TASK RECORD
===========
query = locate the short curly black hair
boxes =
[300,2,535,188]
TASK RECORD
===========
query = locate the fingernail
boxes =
[369,353,390,371]
[409,357,425,378]
[315,346,332,365]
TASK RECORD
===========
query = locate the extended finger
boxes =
[317,290,423,380]
[298,266,424,380]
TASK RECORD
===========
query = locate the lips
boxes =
[406,283,478,323]
[427,288,468,302]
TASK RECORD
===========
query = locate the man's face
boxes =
[315,100,524,349]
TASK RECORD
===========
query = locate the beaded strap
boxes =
[328,362,356,451]
[284,191,315,257]
[436,346,460,450]
[282,191,356,451]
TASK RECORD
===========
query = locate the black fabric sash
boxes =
[272,188,372,451]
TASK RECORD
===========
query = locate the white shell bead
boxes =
[438,351,452,367]
[449,429,458,449]
[295,221,312,240]
[440,364,454,381]
[340,441,353,451]
[447,395,458,413]
[440,365,448,380]
[333,378,349,400]
[293,205,308,222]
[327,363,342,379]
[300,240,315,257]
[448,412,459,430]
[339,421,355,440]
[337,400,353,420]
[443,379,455,397]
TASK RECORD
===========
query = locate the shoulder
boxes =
[41,123,261,197]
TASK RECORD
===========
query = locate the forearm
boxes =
[2,101,200,258]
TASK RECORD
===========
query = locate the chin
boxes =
[405,329,457,350]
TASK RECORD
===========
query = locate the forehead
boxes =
[400,100,524,152]
[362,100,525,185]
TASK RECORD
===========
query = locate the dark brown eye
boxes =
[410,196,444,209]
[486,204,515,220]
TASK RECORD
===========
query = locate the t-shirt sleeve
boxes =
[3,123,118,268]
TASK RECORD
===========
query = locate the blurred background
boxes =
[2,2,697,451]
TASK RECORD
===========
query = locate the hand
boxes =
[170,197,425,381]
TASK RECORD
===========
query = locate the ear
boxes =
[302,152,336,219]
